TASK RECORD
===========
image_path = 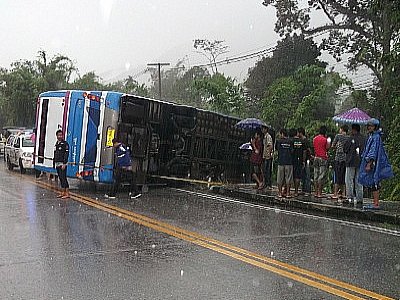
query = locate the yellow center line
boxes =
[28,177,395,300]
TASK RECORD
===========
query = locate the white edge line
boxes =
[172,188,400,237]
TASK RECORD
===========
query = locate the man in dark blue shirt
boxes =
[54,130,70,199]
[106,138,141,199]
[276,129,293,198]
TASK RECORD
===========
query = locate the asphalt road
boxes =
[0,163,399,300]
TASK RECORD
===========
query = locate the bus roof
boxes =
[39,90,242,121]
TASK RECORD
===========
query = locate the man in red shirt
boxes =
[313,126,331,198]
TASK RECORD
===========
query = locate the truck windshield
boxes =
[22,138,34,147]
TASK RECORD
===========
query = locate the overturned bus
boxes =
[34,90,249,184]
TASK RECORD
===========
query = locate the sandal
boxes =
[61,195,70,199]
[56,194,64,198]
[363,204,381,210]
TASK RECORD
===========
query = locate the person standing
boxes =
[292,129,306,197]
[262,126,273,189]
[106,138,141,199]
[331,125,349,201]
[276,129,293,198]
[53,130,70,199]
[358,118,393,209]
[298,128,311,194]
[313,126,331,198]
[344,124,366,205]
[250,129,264,190]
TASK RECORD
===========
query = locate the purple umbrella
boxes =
[332,108,371,125]
[236,118,268,130]
[239,142,252,151]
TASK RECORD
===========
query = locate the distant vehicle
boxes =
[34,90,248,184]
[2,126,28,137]
[0,135,6,156]
[4,133,35,173]
[2,127,33,159]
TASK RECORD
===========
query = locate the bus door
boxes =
[65,91,85,179]
[69,91,105,182]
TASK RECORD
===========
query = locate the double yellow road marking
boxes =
[30,178,394,300]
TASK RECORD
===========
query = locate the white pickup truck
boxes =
[4,134,35,173]
[0,135,5,157]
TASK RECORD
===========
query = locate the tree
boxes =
[108,76,149,97]
[148,60,186,99]
[383,95,400,200]
[36,50,77,90]
[0,50,79,127]
[192,73,246,116]
[245,34,326,100]
[339,89,373,114]
[70,71,105,90]
[0,63,42,126]
[262,65,347,131]
[147,60,210,106]
[169,66,210,107]
[262,0,400,124]
[193,39,229,74]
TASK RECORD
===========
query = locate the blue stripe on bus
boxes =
[82,91,102,181]
[66,91,85,178]
[40,91,68,98]
[105,92,122,111]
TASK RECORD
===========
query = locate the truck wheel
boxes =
[19,158,26,174]
[7,157,14,171]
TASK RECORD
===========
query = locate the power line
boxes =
[192,32,328,69]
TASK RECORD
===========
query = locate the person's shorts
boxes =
[314,157,327,184]
[368,184,381,191]
[293,160,303,180]
[334,161,346,185]
[277,165,293,185]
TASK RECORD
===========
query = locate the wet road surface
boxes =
[1,164,399,299]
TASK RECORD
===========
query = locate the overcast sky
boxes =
[0,0,282,83]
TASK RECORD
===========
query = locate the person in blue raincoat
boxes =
[358,118,394,208]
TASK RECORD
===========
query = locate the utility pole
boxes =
[147,62,170,99]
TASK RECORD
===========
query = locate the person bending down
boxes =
[106,139,141,199]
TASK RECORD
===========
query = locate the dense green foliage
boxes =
[192,73,246,117]
[0,51,75,126]
[262,65,347,132]
[245,34,326,100]
[147,61,246,116]
[262,0,400,199]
